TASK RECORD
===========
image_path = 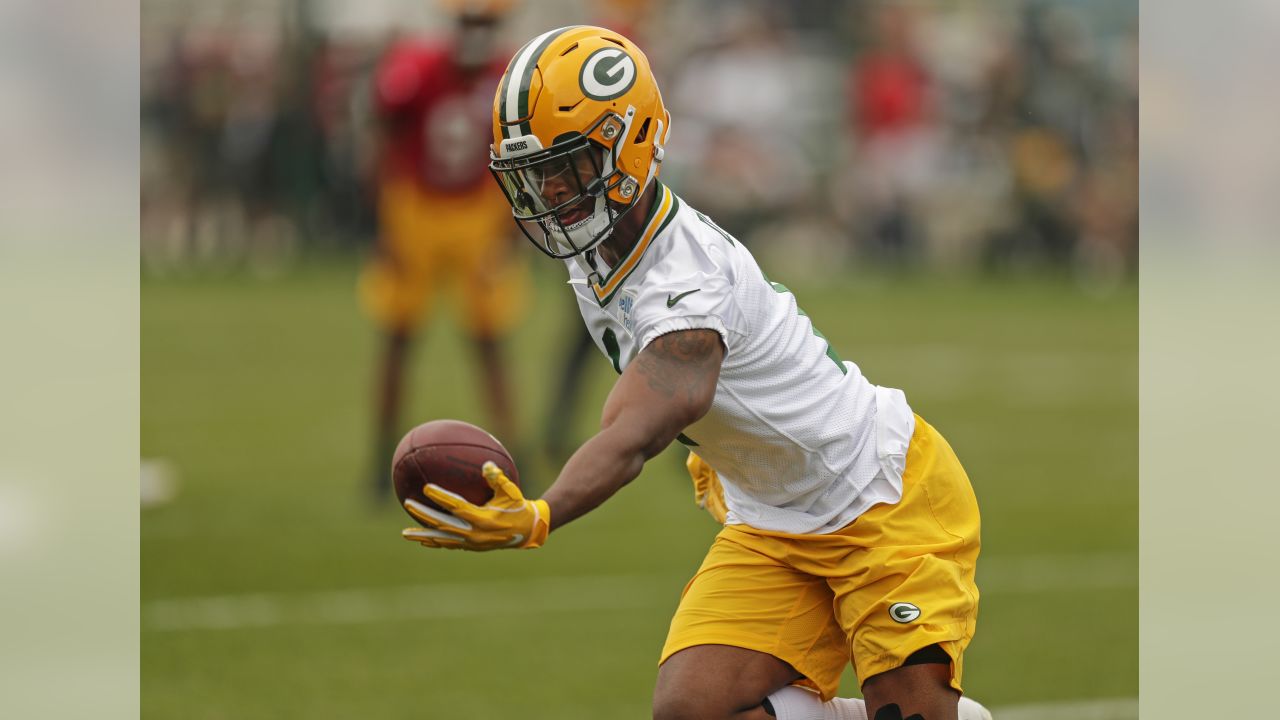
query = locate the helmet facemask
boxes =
[490,110,644,260]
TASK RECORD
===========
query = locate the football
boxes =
[392,419,520,526]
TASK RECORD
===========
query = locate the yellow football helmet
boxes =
[488,26,671,259]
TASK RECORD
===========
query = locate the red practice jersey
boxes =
[850,53,930,139]
[374,39,507,194]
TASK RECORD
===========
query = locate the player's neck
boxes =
[597,181,659,267]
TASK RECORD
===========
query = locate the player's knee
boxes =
[862,652,958,719]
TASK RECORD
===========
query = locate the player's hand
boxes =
[402,462,550,551]
[688,451,728,524]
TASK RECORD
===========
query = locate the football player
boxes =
[402,26,991,720]
[359,0,527,500]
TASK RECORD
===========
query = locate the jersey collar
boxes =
[590,182,679,306]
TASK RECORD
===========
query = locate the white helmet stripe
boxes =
[502,26,575,137]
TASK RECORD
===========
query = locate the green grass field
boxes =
[141,260,1136,718]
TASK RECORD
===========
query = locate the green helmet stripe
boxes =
[500,26,579,139]
[497,37,536,139]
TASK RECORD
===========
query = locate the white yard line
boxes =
[143,552,1134,632]
[144,573,673,632]
[990,697,1138,719]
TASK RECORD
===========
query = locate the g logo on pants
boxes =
[888,602,921,623]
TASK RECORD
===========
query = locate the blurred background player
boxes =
[358,0,527,501]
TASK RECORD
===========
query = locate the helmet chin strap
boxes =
[565,200,612,285]
[577,248,604,288]
[642,116,667,194]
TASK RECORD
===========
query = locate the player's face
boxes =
[530,148,602,226]
[493,142,605,226]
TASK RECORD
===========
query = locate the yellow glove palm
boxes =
[688,451,728,524]
[402,461,550,551]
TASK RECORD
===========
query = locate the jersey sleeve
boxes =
[631,240,742,353]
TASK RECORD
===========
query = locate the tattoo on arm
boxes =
[632,352,677,397]
[633,330,722,403]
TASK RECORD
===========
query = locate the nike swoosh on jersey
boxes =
[666,289,702,308]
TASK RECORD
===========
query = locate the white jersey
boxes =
[567,183,916,534]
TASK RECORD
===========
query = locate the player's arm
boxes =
[540,328,724,530]
[402,328,723,550]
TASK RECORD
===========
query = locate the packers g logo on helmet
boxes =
[579,48,636,101]
[488,26,671,261]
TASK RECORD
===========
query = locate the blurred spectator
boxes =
[665,3,813,242]
[141,12,301,275]
[839,3,941,266]
[980,2,1135,279]
[979,5,1085,271]
[219,29,297,273]
[307,35,380,250]
[1072,23,1138,291]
